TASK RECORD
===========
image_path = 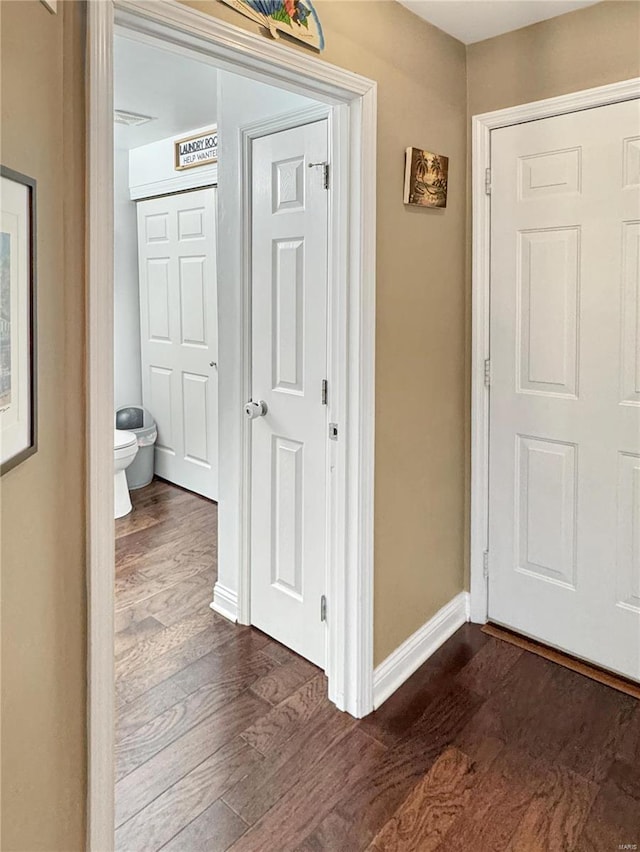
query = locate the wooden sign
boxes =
[175,129,218,171]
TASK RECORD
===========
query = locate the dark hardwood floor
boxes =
[115,479,640,851]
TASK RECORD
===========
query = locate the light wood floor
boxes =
[115,479,640,851]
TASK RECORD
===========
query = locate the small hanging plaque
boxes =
[175,129,218,171]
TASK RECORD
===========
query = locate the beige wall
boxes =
[466,0,640,116]
[184,0,469,665]
[462,0,640,587]
[0,2,86,850]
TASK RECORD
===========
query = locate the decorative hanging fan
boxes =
[219,0,325,50]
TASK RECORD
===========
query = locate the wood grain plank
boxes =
[115,548,213,611]
[454,652,556,761]
[116,690,268,826]
[116,619,237,704]
[115,738,261,852]
[617,702,640,765]
[223,691,357,824]
[116,654,277,780]
[160,799,249,852]
[368,747,476,852]
[114,571,212,633]
[116,610,215,678]
[455,637,523,698]
[576,769,640,851]
[482,624,640,700]
[553,670,637,783]
[227,729,386,852]
[310,684,483,851]
[116,677,187,744]
[249,655,319,706]
[241,673,328,757]
[114,615,165,657]
[359,624,489,748]
[116,503,214,574]
[507,765,597,852]
[435,748,547,852]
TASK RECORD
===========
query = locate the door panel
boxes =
[250,120,328,668]
[489,99,640,681]
[137,188,218,499]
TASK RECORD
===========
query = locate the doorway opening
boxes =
[88,2,377,847]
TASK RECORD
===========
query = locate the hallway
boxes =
[115,481,640,851]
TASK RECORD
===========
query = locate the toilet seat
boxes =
[115,429,137,451]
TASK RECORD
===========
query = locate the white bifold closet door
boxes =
[488,99,640,681]
[137,188,218,501]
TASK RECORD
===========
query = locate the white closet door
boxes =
[137,188,218,500]
[249,120,329,667]
[488,99,640,680]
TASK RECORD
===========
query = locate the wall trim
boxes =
[129,166,218,201]
[470,77,640,625]
[373,592,470,710]
[86,4,115,852]
[88,2,376,848]
[210,582,239,622]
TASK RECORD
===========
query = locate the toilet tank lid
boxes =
[114,429,137,450]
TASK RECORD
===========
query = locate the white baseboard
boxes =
[373,591,471,710]
[210,582,238,623]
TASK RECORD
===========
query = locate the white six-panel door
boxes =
[488,99,640,680]
[249,120,329,667]
[137,188,218,500]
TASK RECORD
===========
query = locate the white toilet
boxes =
[114,429,138,519]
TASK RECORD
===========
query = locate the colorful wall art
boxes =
[219,0,325,50]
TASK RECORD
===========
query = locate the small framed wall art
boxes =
[403,147,449,208]
[1,166,37,475]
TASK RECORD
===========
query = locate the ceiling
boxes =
[396,0,600,44]
[114,35,218,150]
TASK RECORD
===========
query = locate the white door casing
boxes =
[137,188,219,500]
[89,3,376,846]
[249,120,329,667]
[488,98,640,680]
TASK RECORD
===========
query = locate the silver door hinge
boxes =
[309,161,329,190]
[485,168,491,195]
[321,379,328,405]
[320,594,327,622]
[483,550,489,579]
[329,422,338,441]
[484,359,491,387]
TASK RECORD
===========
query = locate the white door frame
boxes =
[87,2,377,849]
[470,77,640,624]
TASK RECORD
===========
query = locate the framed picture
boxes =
[1,167,37,475]
[403,147,449,208]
